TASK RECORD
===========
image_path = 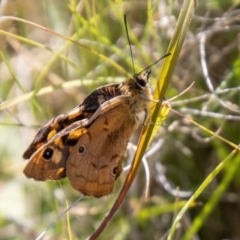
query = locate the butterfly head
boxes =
[133,69,151,89]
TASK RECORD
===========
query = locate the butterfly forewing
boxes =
[23,84,122,159]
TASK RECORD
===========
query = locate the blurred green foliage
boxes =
[0,0,240,239]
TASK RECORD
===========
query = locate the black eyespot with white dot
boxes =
[78,144,87,155]
[111,165,119,177]
[43,148,54,160]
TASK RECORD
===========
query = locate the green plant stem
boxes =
[182,152,240,240]
[168,146,240,240]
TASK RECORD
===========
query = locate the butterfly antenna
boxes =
[137,53,171,75]
[124,14,136,74]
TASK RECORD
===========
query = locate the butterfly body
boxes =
[23,69,152,197]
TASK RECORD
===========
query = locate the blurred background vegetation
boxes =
[0,0,240,239]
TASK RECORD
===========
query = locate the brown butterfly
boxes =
[23,69,152,197]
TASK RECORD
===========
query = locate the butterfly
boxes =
[23,69,153,197]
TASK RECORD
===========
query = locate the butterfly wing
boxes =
[23,137,68,180]
[23,84,122,181]
[23,128,88,180]
[66,102,138,197]
[23,84,121,159]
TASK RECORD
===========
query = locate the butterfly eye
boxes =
[78,144,87,155]
[43,148,54,160]
[134,69,151,88]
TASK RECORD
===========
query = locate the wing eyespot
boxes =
[111,165,120,178]
[43,147,54,161]
[78,144,87,155]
